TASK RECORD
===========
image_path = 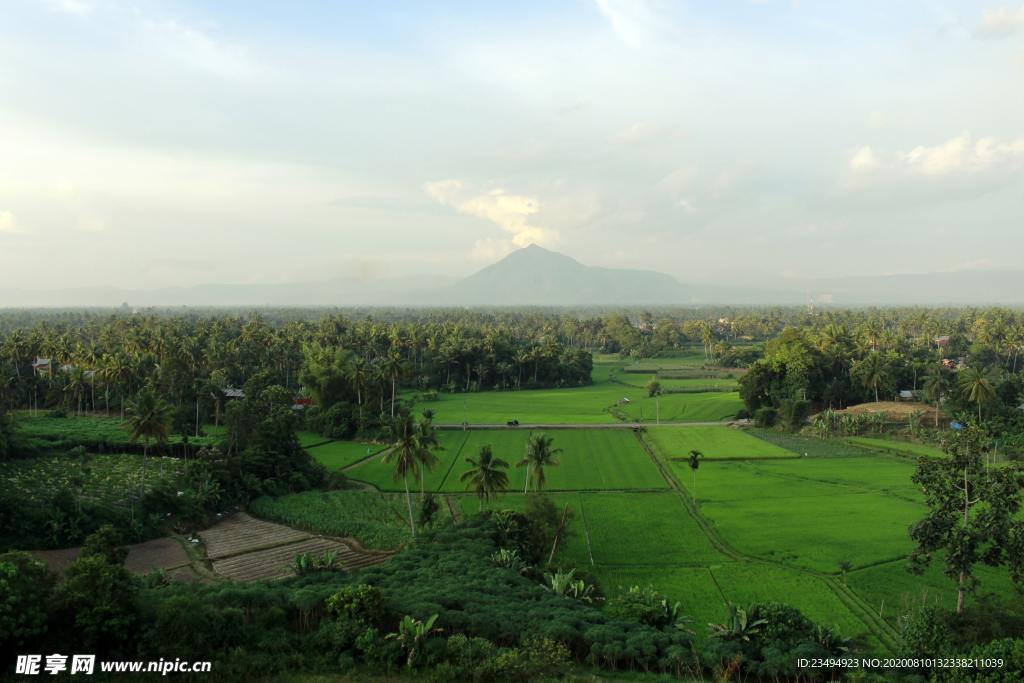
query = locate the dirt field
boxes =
[33,536,192,578]
[829,401,944,422]
[198,512,312,559]
[199,512,391,581]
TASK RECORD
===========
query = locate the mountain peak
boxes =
[450,246,686,305]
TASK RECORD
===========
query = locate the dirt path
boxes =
[435,421,735,429]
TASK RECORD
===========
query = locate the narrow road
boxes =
[435,421,737,430]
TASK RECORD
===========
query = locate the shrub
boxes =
[0,551,53,651]
[754,407,778,428]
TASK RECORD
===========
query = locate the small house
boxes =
[31,358,53,377]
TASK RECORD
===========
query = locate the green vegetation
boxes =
[13,413,219,452]
[306,439,387,470]
[647,425,796,460]
[843,436,946,458]
[249,491,422,550]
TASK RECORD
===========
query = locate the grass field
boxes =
[344,431,468,491]
[686,455,922,572]
[410,360,743,424]
[843,436,946,459]
[613,391,744,423]
[349,429,668,493]
[307,440,388,470]
[647,426,796,460]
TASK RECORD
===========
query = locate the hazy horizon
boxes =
[2,0,1023,292]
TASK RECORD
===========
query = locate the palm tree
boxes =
[922,367,951,427]
[687,449,703,502]
[518,433,562,493]
[414,417,442,499]
[958,366,997,423]
[346,355,367,426]
[381,353,404,417]
[125,386,172,457]
[459,445,509,510]
[852,351,891,403]
[385,414,422,537]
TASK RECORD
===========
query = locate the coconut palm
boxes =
[518,433,561,493]
[922,366,951,427]
[381,353,404,417]
[385,413,424,536]
[852,351,891,403]
[460,445,509,510]
[958,366,997,423]
[125,386,172,457]
[414,416,442,498]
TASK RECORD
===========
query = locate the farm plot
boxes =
[614,391,744,423]
[198,512,311,559]
[847,559,1021,628]
[842,436,946,459]
[1,453,185,511]
[307,440,388,470]
[345,431,468,491]
[647,426,796,460]
[442,430,667,492]
[694,461,923,572]
[592,566,727,641]
[210,537,382,581]
[15,414,219,450]
[580,492,725,566]
[710,563,874,644]
[249,490,420,550]
[411,386,623,424]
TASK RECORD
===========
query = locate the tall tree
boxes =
[125,387,172,458]
[852,351,891,403]
[459,445,509,510]
[957,366,997,424]
[922,366,951,427]
[908,426,1024,614]
[385,414,422,537]
[517,433,562,493]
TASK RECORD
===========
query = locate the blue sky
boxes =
[1,0,1022,289]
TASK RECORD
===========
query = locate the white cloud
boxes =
[977,5,1024,38]
[903,133,1024,175]
[424,180,556,249]
[848,134,1024,177]
[0,211,26,234]
[849,146,880,171]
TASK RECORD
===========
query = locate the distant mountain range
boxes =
[2,244,1023,307]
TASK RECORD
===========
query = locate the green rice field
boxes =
[307,439,388,470]
[647,425,796,460]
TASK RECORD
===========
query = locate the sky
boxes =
[1,0,1023,290]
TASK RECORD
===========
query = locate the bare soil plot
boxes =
[829,401,943,422]
[124,537,190,574]
[198,512,311,559]
[210,537,387,581]
[200,511,391,581]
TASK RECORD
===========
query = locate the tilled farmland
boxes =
[199,512,391,581]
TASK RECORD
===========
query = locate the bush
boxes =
[754,407,778,428]
[0,551,54,651]
[779,399,811,432]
